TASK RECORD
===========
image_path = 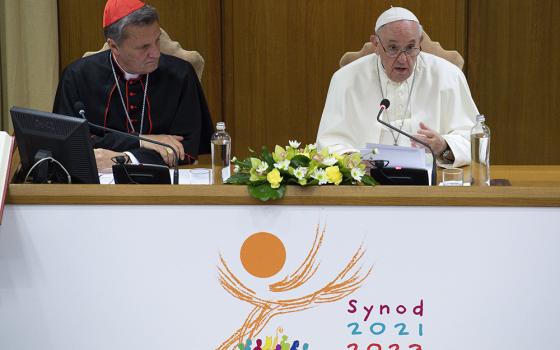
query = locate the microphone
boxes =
[376,98,437,186]
[73,101,179,185]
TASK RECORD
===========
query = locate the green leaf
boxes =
[339,167,351,177]
[284,177,300,185]
[307,178,319,186]
[286,148,297,160]
[261,146,275,167]
[361,174,377,186]
[290,154,311,168]
[248,183,286,201]
[225,173,250,184]
[235,158,252,169]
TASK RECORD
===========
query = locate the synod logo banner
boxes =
[0,205,559,350]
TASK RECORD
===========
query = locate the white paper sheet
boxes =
[361,143,427,169]
[98,169,202,185]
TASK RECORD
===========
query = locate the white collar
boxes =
[113,55,140,81]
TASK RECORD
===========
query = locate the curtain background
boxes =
[0,0,59,132]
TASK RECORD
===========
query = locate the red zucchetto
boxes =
[103,0,145,28]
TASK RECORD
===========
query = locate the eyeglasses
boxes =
[376,36,421,58]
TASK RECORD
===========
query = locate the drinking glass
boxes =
[442,168,464,186]
[189,168,212,185]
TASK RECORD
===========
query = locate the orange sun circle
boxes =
[240,232,286,278]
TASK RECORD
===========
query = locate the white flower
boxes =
[288,140,301,148]
[256,162,269,175]
[293,167,308,180]
[311,168,328,185]
[351,167,365,182]
[274,159,291,171]
[322,157,338,166]
[307,143,317,151]
[234,165,240,173]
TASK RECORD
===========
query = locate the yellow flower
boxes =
[325,166,343,185]
[267,168,283,189]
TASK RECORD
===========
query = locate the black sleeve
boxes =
[89,133,140,153]
[169,65,214,164]
[128,148,166,166]
[53,66,140,152]
[128,66,212,166]
[53,67,80,118]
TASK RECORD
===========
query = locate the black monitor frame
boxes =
[10,107,99,184]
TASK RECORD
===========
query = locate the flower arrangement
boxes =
[225,140,376,201]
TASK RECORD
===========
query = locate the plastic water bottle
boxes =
[470,115,491,186]
[211,122,231,184]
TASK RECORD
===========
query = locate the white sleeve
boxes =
[124,151,140,165]
[316,71,358,153]
[440,69,479,167]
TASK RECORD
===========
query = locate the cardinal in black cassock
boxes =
[53,0,213,167]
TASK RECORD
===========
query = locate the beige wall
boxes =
[57,0,560,164]
[0,0,59,132]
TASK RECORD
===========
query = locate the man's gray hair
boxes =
[104,5,159,44]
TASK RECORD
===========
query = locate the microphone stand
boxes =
[376,104,437,186]
[77,110,179,185]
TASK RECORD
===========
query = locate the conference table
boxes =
[5,165,560,206]
[1,164,559,350]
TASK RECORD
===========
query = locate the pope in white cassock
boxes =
[316,7,479,167]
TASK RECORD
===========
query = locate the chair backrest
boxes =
[339,31,464,70]
[83,28,205,81]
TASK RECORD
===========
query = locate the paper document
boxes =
[0,131,15,224]
[98,168,193,185]
[361,143,427,169]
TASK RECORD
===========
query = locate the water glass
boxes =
[442,168,464,186]
[189,168,212,185]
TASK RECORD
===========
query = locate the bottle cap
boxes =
[476,114,486,122]
[216,122,226,131]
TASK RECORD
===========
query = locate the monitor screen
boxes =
[10,107,99,184]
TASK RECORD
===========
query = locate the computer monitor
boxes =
[10,107,99,184]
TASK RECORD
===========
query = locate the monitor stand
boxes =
[32,150,52,183]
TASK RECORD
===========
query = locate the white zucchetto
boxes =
[375,7,419,32]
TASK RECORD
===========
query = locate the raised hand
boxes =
[412,122,447,156]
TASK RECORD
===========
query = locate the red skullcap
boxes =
[103,0,145,28]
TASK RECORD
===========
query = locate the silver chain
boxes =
[109,52,149,135]
[377,57,417,146]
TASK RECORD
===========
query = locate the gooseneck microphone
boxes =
[376,98,437,186]
[73,101,179,185]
